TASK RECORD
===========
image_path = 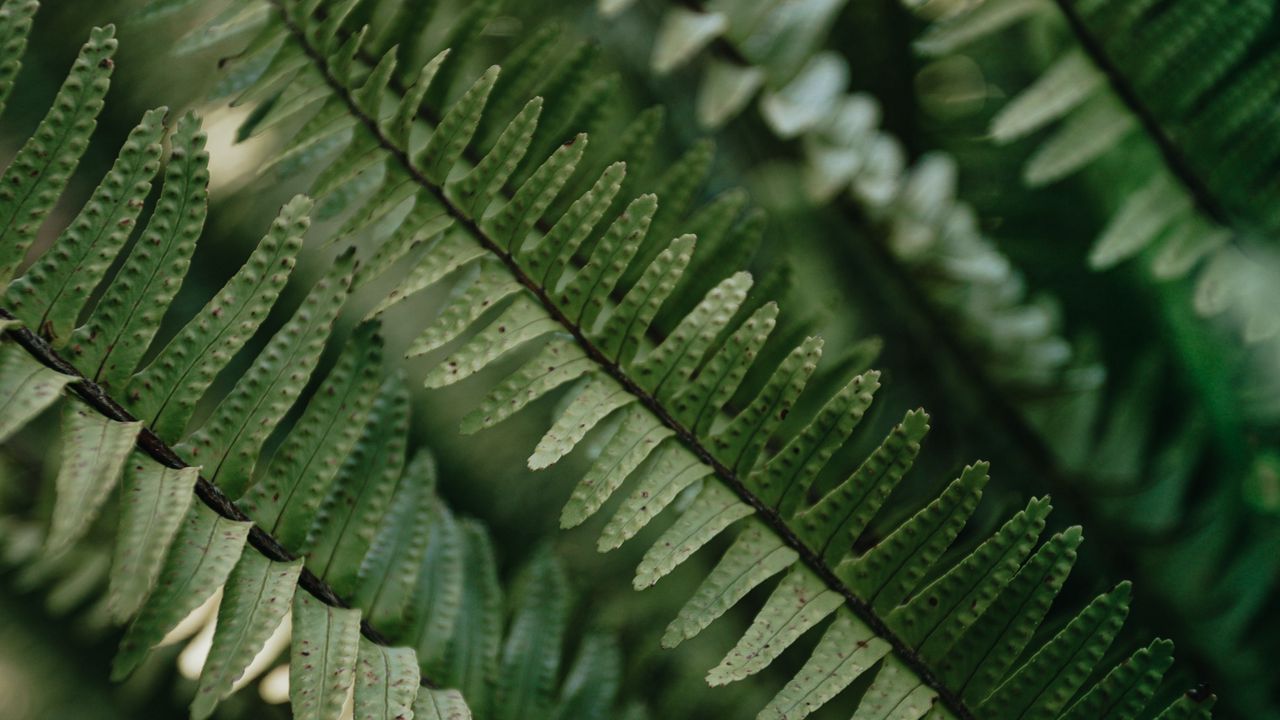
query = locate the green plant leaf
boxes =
[354,451,436,635]
[108,452,198,623]
[69,111,210,390]
[494,547,570,720]
[291,590,362,720]
[4,108,166,344]
[0,341,72,442]
[45,402,140,556]
[127,195,310,441]
[441,519,502,717]
[239,322,382,548]
[177,248,354,498]
[308,372,409,596]
[192,553,302,720]
[0,25,115,279]
[354,636,419,720]
[0,0,37,117]
[113,503,251,680]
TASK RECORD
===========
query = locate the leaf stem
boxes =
[268,3,980,715]
[1048,0,1229,228]
[0,308,439,689]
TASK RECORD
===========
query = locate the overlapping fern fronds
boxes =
[592,2,1280,717]
[610,0,1091,401]
[0,7,633,718]
[160,0,1219,717]
[907,0,1280,345]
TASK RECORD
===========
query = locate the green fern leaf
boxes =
[554,634,622,720]
[761,609,891,720]
[990,49,1103,143]
[493,547,570,720]
[914,0,1051,56]
[126,195,310,441]
[841,464,988,614]
[407,500,465,675]
[68,111,210,390]
[458,339,593,434]
[892,496,1051,660]
[486,134,588,251]
[0,342,72,441]
[369,230,486,320]
[112,503,251,680]
[1157,693,1216,720]
[947,526,1083,704]
[596,436,703,550]
[1023,94,1135,186]
[978,582,1131,719]
[354,636,420,720]
[108,453,199,623]
[239,322,383,547]
[529,374,633,470]
[44,403,140,556]
[354,451,437,634]
[707,566,843,686]
[134,0,202,22]
[0,15,645,720]
[419,65,499,183]
[173,2,269,56]
[3,107,166,344]
[414,688,473,720]
[634,481,752,590]
[662,520,796,648]
[0,0,37,117]
[441,519,502,718]
[423,295,560,389]
[136,4,1218,719]
[652,6,727,75]
[1089,175,1190,270]
[904,0,1280,348]
[291,591,362,720]
[307,371,409,596]
[407,259,523,358]
[177,248,354,498]
[192,553,302,720]
[0,25,115,279]
[1059,638,1175,720]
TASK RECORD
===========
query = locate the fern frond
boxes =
[907,0,1280,345]
[614,0,1087,399]
[0,9,635,718]
[610,4,1278,717]
[170,1,1210,718]
[0,23,115,280]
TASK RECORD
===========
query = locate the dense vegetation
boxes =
[0,1,1275,719]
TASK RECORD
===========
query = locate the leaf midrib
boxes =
[0,309,440,690]
[267,3,978,716]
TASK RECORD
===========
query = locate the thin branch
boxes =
[0,308,439,690]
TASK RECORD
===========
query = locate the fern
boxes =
[147,0,1221,718]
[612,0,1091,403]
[589,5,1280,718]
[872,5,1280,712]
[907,0,1280,345]
[0,9,632,719]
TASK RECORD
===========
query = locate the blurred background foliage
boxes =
[1,0,1277,718]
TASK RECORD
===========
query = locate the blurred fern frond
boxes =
[908,0,1280,345]
[611,0,1092,405]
